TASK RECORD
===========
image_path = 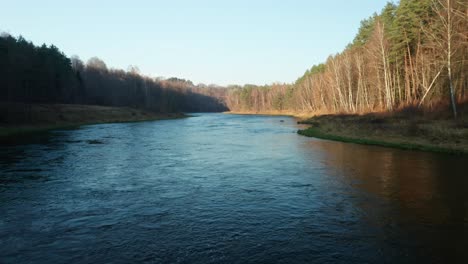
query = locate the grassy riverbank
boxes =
[0,103,186,141]
[298,108,468,154]
[227,104,468,154]
[225,110,311,118]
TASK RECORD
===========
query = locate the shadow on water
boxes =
[303,139,468,262]
[0,126,112,187]
[0,130,55,146]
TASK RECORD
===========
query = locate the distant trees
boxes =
[2,0,466,117]
[0,35,228,113]
[225,0,467,117]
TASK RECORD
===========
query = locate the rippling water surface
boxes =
[1,113,467,263]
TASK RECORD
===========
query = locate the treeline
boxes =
[226,0,467,117]
[0,34,227,112]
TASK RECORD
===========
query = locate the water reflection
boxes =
[305,139,468,262]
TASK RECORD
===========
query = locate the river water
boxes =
[0,113,467,263]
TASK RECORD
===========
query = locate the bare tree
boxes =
[423,0,467,117]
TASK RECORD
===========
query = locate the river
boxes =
[0,113,467,263]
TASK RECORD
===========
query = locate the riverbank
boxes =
[226,104,468,154]
[225,110,312,118]
[298,111,468,154]
[0,103,186,141]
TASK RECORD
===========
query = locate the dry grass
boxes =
[298,103,468,154]
[225,110,318,119]
[0,103,185,139]
[227,101,468,154]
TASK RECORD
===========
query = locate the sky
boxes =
[1,0,390,86]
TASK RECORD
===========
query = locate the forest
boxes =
[0,34,227,113]
[225,0,467,117]
[1,0,466,119]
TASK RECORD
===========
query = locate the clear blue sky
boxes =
[1,0,389,86]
